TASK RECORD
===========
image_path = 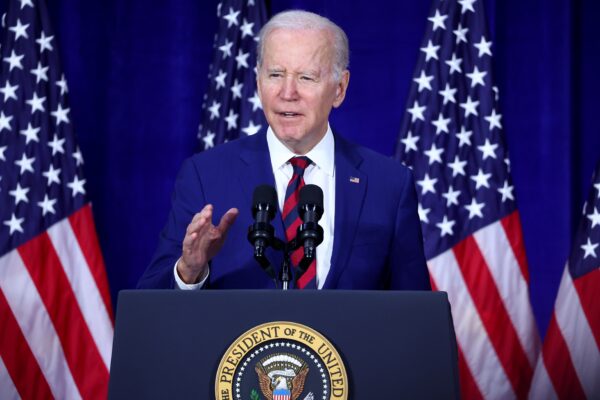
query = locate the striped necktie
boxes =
[282,156,317,289]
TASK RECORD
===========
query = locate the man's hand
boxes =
[177,204,239,284]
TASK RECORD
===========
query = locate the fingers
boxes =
[217,208,239,234]
[181,205,216,275]
[183,205,238,250]
[179,204,239,281]
[182,205,212,252]
[187,204,213,235]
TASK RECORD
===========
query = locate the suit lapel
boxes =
[237,133,276,207]
[323,135,367,288]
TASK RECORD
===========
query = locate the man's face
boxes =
[257,28,349,154]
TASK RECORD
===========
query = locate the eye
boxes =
[268,72,283,78]
[300,75,315,82]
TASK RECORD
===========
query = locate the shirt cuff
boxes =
[173,259,209,290]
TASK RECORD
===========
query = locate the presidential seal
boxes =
[215,322,348,400]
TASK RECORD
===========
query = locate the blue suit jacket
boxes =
[138,132,430,290]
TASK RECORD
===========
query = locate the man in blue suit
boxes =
[138,10,430,291]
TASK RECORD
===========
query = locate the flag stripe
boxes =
[429,276,482,399]
[0,249,81,400]
[539,314,586,399]
[500,211,530,282]
[529,353,558,400]
[429,250,514,399]
[457,345,484,400]
[474,218,540,366]
[0,356,21,400]
[68,204,114,321]
[49,213,113,369]
[554,267,600,398]
[429,275,439,291]
[18,234,109,399]
[572,269,600,349]
[0,293,53,400]
[453,235,532,399]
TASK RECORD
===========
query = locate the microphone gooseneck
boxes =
[296,184,324,270]
[247,185,278,280]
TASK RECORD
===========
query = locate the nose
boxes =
[280,75,299,101]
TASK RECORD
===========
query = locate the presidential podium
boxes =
[108,290,459,399]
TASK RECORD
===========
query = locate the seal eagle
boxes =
[255,364,309,400]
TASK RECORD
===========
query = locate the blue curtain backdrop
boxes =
[2,0,597,338]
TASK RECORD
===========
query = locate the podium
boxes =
[109,290,459,399]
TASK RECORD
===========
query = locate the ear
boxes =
[332,70,350,108]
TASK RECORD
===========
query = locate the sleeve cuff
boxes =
[173,259,209,290]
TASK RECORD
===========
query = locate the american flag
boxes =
[529,162,600,399]
[197,0,267,150]
[0,0,113,398]
[395,0,540,398]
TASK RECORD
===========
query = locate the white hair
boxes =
[257,10,349,81]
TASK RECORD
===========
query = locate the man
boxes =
[137,10,430,290]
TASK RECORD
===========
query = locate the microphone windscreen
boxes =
[299,184,323,209]
[253,184,278,208]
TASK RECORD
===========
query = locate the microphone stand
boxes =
[279,238,295,290]
[280,249,291,290]
[280,236,317,290]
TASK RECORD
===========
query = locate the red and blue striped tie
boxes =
[282,156,317,289]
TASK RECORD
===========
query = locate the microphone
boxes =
[247,185,278,279]
[296,184,324,262]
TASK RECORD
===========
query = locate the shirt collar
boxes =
[266,124,335,177]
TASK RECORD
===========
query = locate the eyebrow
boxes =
[300,69,320,76]
[265,67,321,77]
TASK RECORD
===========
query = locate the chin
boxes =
[273,127,306,143]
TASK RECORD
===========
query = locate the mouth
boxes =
[277,111,302,118]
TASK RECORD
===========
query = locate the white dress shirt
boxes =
[174,124,336,289]
[266,125,335,289]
